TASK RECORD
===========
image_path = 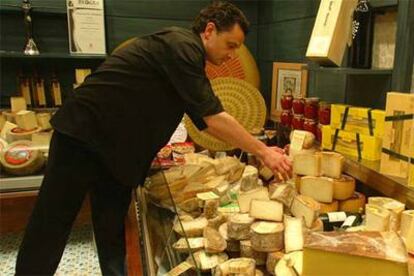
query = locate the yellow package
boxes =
[322,125,382,161]
[330,104,385,138]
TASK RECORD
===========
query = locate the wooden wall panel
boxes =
[258,0,319,24]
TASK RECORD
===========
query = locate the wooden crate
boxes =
[380,92,414,181]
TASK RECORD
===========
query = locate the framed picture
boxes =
[270,62,308,121]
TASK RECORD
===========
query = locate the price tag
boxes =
[290,130,306,151]
[166,261,192,276]
[196,191,219,201]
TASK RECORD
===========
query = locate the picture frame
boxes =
[270,62,308,121]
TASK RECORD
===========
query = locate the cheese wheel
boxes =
[319,200,339,213]
[240,240,267,266]
[7,127,41,142]
[338,192,366,213]
[187,250,229,272]
[300,176,334,203]
[333,175,356,200]
[274,251,303,276]
[173,217,208,237]
[266,251,284,275]
[228,213,255,240]
[284,215,304,253]
[293,153,321,176]
[204,226,227,253]
[172,237,204,253]
[321,151,344,179]
[250,222,284,252]
[0,140,45,176]
[290,195,320,228]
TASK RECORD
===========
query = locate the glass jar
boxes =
[318,102,331,125]
[292,114,304,130]
[280,94,293,110]
[280,110,293,127]
[292,97,305,114]
[304,97,319,119]
[303,118,317,135]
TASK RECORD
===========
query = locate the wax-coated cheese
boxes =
[333,175,355,200]
[321,151,344,178]
[249,199,283,222]
[319,200,339,213]
[293,153,321,176]
[204,227,227,253]
[284,215,304,253]
[240,240,267,266]
[238,187,269,213]
[290,195,320,228]
[270,183,297,208]
[365,204,390,231]
[300,176,334,203]
[368,197,405,232]
[228,213,255,240]
[250,222,284,252]
[339,192,366,213]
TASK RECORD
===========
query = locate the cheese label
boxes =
[196,191,219,201]
[327,211,347,222]
[166,261,192,276]
[290,131,307,151]
[341,215,357,227]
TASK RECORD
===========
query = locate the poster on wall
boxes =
[67,0,106,55]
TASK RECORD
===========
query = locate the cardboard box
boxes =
[322,125,382,161]
[330,104,385,138]
[380,92,414,182]
[306,0,357,66]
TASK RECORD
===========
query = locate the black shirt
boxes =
[51,27,224,187]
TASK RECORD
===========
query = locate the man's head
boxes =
[193,1,249,65]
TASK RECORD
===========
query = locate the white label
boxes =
[327,212,347,222]
[342,215,357,227]
[166,261,192,276]
[196,192,219,201]
[290,131,306,151]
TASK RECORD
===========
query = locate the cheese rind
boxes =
[240,240,267,266]
[214,258,256,275]
[293,153,321,176]
[321,151,344,178]
[15,110,38,130]
[238,187,269,213]
[173,237,204,253]
[266,251,284,275]
[270,183,297,208]
[250,222,284,252]
[173,217,208,237]
[338,191,366,212]
[228,213,255,240]
[290,195,320,228]
[333,175,355,200]
[249,199,283,222]
[319,200,339,213]
[204,227,227,253]
[300,176,334,203]
[187,250,229,272]
[284,215,304,253]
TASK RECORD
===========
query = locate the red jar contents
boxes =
[292,114,304,130]
[280,94,293,110]
[292,97,305,114]
[304,97,319,119]
[316,123,323,142]
[318,102,331,125]
[303,118,317,135]
[281,110,293,127]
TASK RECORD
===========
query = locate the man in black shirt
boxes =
[16,2,292,275]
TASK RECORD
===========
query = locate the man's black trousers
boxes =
[15,131,133,276]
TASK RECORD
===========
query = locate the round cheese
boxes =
[319,200,339,213]
[339,192,366,213]
[333,175,356,200]
[250,222,284,252]
[0,140,45,176]
[240,240,267,266]
[228,213,255,240]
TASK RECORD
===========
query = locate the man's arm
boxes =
[204,111,292,180]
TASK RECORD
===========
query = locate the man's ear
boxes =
[204,22,216,39]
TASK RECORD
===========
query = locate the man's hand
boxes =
[260,147,292,181]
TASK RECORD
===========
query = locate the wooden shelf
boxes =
[0,51,107,59]
[343,155,414,208]
[309,66,393,75]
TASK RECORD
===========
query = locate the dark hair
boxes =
[192,1,250,35]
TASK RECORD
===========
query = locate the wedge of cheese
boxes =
[250,222,284,252]
[290,195,320,228]
[339,192,366,213]
[270,183,297,208]
[249,199,283,222]
[284,215,304,253]
[187,250,229,272]
[365,204,390,231]
[321,151,344,178]
[368,197,405,232]
[238,187,269,213]
[214,258,256,275]
[173,217,208,237]
[303,231,408,276]
[293,153,321,176]
[204,227,227,253]
[173,237,204,253]
[333,175,355,200]
[300,176,334,203]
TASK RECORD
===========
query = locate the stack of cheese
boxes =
[165,153,332,276]
[293,151,366,215]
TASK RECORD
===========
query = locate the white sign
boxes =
[67,0,106,54]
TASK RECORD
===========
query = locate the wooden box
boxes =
[306,0,357,66]
[380,92,414,182]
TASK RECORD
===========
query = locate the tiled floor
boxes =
[0,224,101,276]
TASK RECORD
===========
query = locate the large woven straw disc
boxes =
[185,77,266,151]
[205,44,260,88]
